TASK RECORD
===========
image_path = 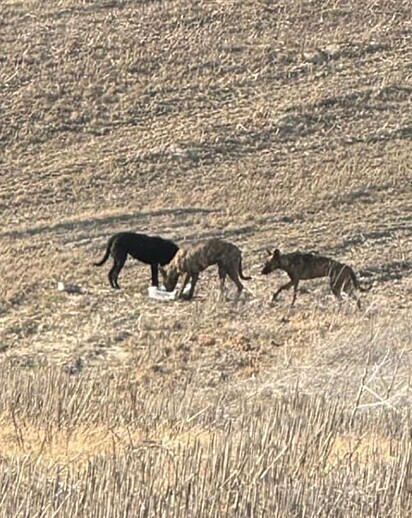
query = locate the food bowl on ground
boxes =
[147,283,192,301]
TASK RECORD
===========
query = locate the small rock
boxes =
[57,282,82,294]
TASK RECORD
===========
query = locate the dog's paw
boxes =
[178,293,192,301]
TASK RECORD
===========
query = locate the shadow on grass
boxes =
[359,260,412,283]
[1,207,217,240]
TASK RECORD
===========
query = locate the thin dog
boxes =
[261,249,371,309]
[160,238,251,300]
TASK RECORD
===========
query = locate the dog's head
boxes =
[159,264,180,292]
[261,248,281,275]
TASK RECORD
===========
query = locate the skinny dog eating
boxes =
[160,238,251,300]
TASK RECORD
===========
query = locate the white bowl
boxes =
[147,286,177,301]
[147,283,192,301]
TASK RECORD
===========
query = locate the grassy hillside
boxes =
[0,0,411,515]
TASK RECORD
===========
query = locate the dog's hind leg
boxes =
[332,277,361,309]
[109,250,127,289]
[348,282,362,311]
[218,264,227,300]
[331,287,344,313]
[330,284,344,311]
[150,263,159,287]
[342,279,362,311]
[227,268,244,300]
[108,266,117,289]
[330,272,346,302]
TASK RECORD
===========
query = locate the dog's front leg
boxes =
[271,280,293,302]
[150,263,159,287]
[186,273,199,300]
[290,280,300,307]
[179,273,199,300]
[177,273,192,299]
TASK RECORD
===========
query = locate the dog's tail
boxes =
[93,238,112,267]
[239,258,252,280]
[350,269,372,292]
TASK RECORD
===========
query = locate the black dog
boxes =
[94,232,179,289]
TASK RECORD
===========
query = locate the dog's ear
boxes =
[274,249,280,258]
[266,248,272,256]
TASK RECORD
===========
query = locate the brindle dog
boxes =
[261,249,371,309]
[160,238,251,300]
[94,232,179,289]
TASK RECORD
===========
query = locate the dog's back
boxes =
[106,232,178,265]
[173,238,241,273]
[94,231,179,289]
[123,233,178,265]
[280,252,337,280]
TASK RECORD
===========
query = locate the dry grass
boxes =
[0,339,411,516]
[1,0,411,515]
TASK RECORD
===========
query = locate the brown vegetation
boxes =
[0,0,411,515]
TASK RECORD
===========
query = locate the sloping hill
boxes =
[0,0,411,514]
[1,0,410,368]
